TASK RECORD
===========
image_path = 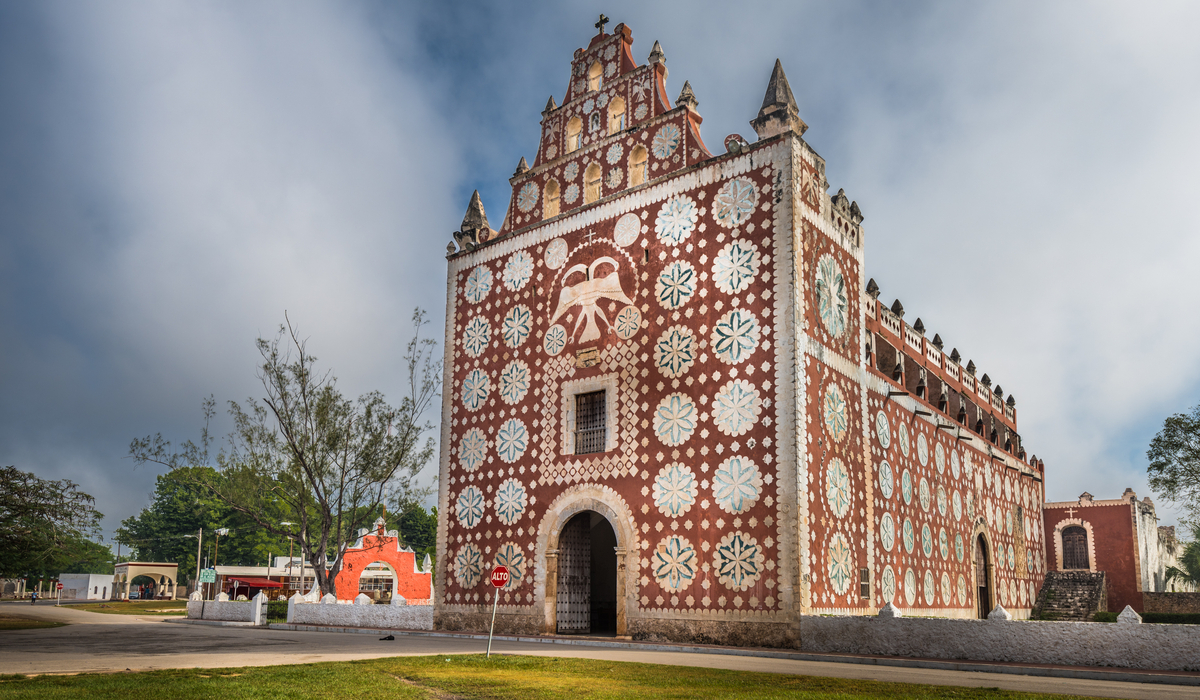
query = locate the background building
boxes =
[436,20,1045,646]
[1043,489,1186,613]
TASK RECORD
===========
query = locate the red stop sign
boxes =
[56,583,63,590]
[490,566,510,588]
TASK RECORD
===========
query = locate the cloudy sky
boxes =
[3,1,1199,540]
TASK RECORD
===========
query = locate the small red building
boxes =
[1043,489,1178,613]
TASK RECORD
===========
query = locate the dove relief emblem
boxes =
[550,256,634,343]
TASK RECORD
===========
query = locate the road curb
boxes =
[264,623,1200,687]
[168,618,261,628]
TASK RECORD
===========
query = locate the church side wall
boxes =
[853,310,1044,617]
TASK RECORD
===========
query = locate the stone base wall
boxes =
[187,600,261,623]
[799,614,1200,671]
[1143,592,1200,614]
[435,609,798,647]
[436,610,543,636]
[630,618,795,648]
[289,602,433,630]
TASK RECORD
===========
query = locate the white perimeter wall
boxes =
[187,598,265,624]
[800,614,1200,671]
[288,602,433,630]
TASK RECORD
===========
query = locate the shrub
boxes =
[1091,611,1118,622]
[1141,612,1200,625]
[266,600,289,623]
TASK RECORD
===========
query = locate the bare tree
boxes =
[131,310,439,595]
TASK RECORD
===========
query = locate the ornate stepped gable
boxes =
[437,19,1046,646]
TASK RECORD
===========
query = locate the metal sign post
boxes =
[486,566,510,658]
[56,581,62,606]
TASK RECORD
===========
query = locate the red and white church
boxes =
[434,18,1045,646]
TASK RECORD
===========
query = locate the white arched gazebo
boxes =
[113,562,179,600]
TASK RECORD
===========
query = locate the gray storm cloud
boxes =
[3,0,1199,537]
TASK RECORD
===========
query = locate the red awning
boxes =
[228,577,285,588]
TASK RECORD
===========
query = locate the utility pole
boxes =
[194,528,203,597]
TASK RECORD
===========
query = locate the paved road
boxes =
[0,602,1191,699]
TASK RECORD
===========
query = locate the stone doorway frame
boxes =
[970,524,995,617]
[536,484,636,636]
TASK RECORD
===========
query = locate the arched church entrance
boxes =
[974,536,992,618]
[1061,525,1089,570]
[556,511,617,635]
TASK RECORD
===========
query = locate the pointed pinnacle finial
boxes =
[543,95,558,114]
[649,40,665,66]
[451,190,490,253]
[513,157,529,177]
[675,81,698,110]
[750,59,807,139]
[461,190,489,235]
[760,59,798,116]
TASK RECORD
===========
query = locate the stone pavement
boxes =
[0,602,1194,700]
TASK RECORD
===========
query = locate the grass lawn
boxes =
[69,600,187,616]
[0,614,65,631]
[0,654,1104,699]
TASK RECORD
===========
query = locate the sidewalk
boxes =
[264,621,1200,688]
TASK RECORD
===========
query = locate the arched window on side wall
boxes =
[543,179,560,219]
[588,61,602,91]
[584,163,602,204]
[566,117,582,153]
[628,146,648,187]
[608,97,626,134]
[1062,526,1089,570]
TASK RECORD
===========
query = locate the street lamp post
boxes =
[280,522,297,594]
[213,528,230,598]
[184,529,203,598]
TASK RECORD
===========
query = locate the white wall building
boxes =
[58,573,113,601]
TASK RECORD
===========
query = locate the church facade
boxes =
[435,20,1045,646]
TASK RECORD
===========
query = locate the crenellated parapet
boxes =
[862,283,1040,475]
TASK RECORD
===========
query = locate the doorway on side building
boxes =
[556,511,617,635]
[975,536,992,619]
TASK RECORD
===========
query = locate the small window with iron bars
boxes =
[575,390,607,455]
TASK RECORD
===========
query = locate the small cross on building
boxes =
[595,14,609,34]
[1066,507,1077,519]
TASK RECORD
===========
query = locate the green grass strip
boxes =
[0,654,1105,699]
[68,601,187,616]
[0,616,66,631]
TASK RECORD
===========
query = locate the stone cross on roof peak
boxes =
[594,14,609,35]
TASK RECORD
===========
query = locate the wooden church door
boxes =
[975,537,991,618]
[556,514,591,633]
